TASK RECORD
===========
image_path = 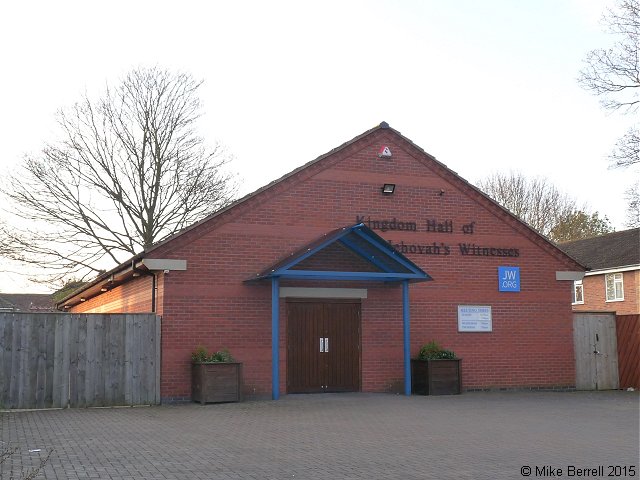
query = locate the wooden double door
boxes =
[287,300,361,393]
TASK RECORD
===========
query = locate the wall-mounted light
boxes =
[64,305,70,309]
[80,298,86,302]
[382,184,396,195]
[132,271,141,277]
[438,189,445,196]
[100,286,108,292]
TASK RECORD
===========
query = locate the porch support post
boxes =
[402,280,411,396]
[271,277,280,400]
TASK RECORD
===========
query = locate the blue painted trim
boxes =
[402,280,411,396]
[248,223,431,283]
[351,228,429,278]
[271,227,354,275]
[271,277,280,400]
[338,237,392,272]
[278,270,425,281]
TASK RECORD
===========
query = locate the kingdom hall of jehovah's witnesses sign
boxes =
[355,215,521,258]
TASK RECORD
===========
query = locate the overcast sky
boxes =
[0,0,635,294]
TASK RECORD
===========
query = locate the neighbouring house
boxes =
[57,122,585,402]
[558,228,639,315]
[0,293,55,312]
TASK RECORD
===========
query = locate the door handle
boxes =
[319,337,329,353]
[320,337,324,353]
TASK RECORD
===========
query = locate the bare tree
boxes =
[578,0,639,168]
[477,172,576,238]
[477,171,612,242]
[611,127,639,168]
[0,219,12,257]
[624,181,640,227]
[3,67,235,283]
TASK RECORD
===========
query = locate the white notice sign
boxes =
[458,305,492,332]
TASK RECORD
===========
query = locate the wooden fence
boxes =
[616,314,640,389]
[0,313,161,409]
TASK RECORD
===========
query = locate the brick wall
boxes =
[146,129,579,400]
[73,128,582,400]
[71,275,155,313]
[573,270,639,315]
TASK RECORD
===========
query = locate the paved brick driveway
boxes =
[1,391,638,479]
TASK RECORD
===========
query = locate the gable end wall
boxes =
[71,128,581,400]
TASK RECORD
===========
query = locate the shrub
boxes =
[191,346,234,363]
[417,341,456,360]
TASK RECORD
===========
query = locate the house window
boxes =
[605,273,624,302]
[572,280,584,304]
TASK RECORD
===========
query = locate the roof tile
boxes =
[557,228,639,270]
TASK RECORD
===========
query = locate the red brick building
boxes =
[559,228,640,315]
[60,122,585,402]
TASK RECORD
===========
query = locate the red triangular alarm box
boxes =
[378,146,392,158]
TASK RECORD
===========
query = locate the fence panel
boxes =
[52,315,69,408]
[616,314,640,389]
[0,312,161,409]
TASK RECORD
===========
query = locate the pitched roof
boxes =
[0,293,55,312]
[248,223,432,283]
[58,121,584,307]
[57,123,394,306]
[145,121,583,267]
[557,228,640,271]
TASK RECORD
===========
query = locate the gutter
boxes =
[56,256,186,310]
[583,264,640,276]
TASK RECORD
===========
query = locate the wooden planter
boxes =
[191,362,243,404]
[411,358,462,395]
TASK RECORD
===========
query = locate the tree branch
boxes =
[1,66,236,285]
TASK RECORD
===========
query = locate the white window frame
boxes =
[605,273,624,302]
[572,280,584,305]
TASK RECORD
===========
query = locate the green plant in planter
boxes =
[417,340,456,360]
[191,346,242,404]
[191,346,234,363]
[412,340,461,395]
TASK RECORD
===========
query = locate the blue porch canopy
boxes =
[246,223,432,399]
